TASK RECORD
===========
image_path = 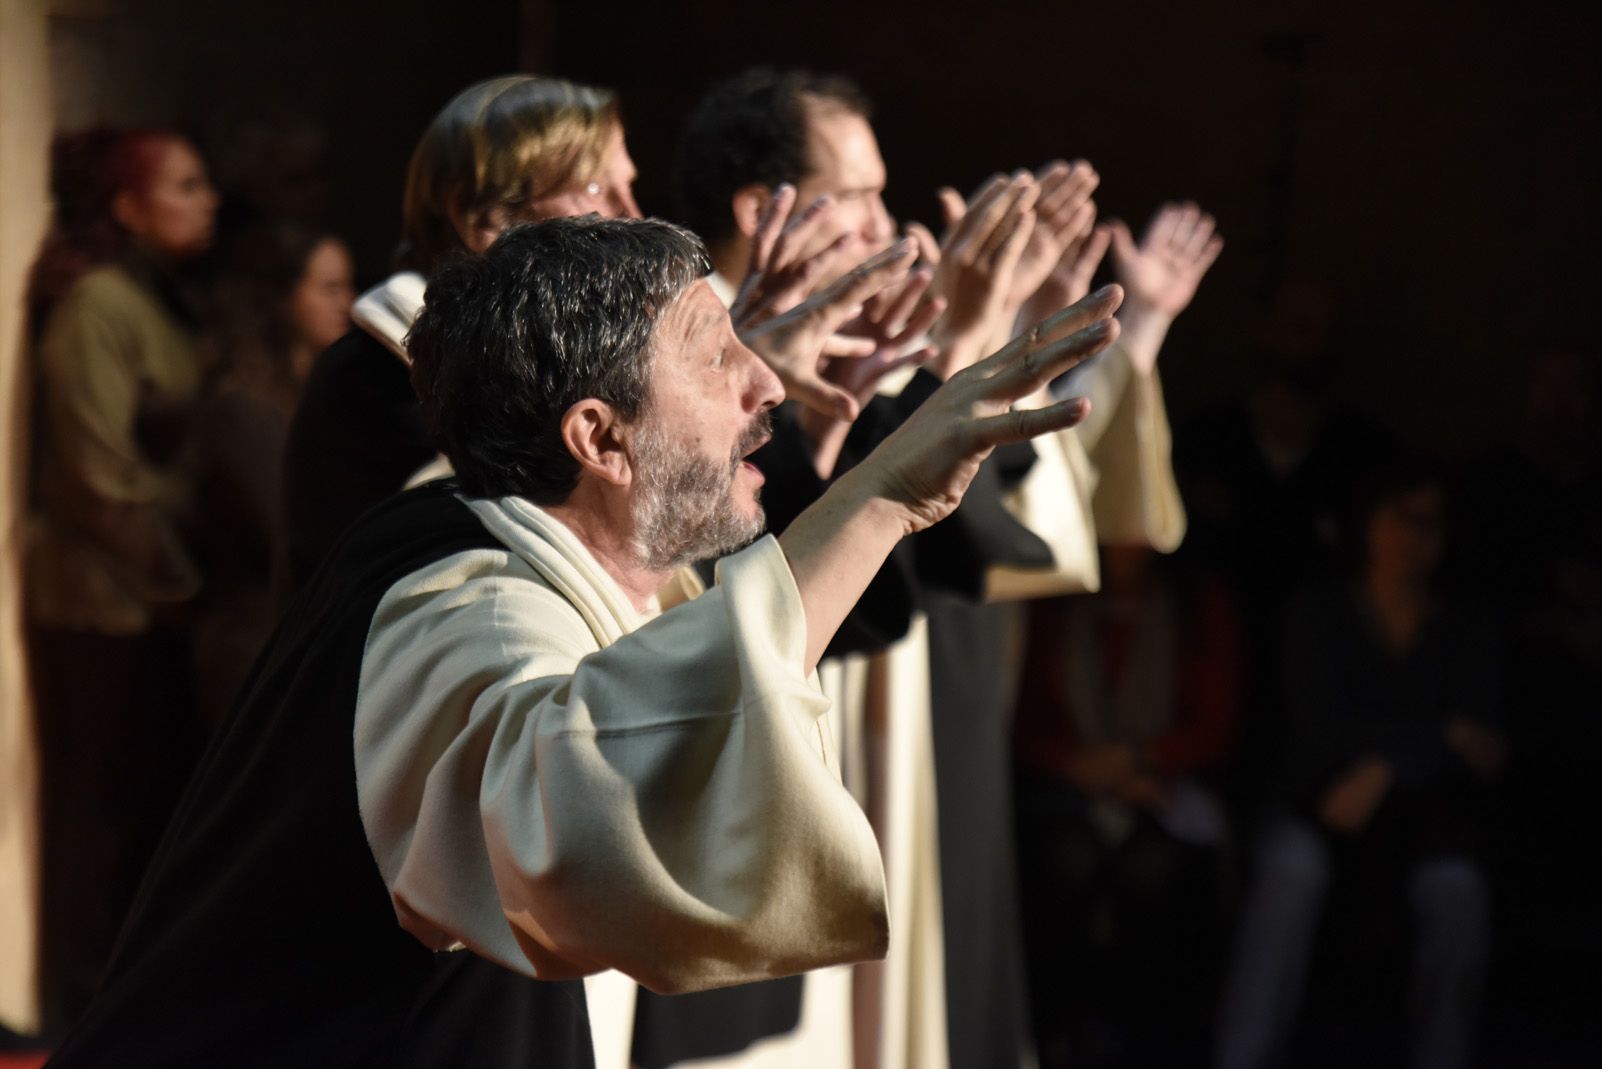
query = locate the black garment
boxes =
[49,483,591,1069]
[1175,397,1400,811]
[280,327,436,591]
[631,978,804,1069]
[28,626,201,1041]
[1278,583,1502,853]
[917,441,1051,1069]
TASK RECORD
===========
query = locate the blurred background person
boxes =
[280,74,638,590]
[676,67,894,303]
[1013,543,1241,1068]
[210,115,334,240]
[1447,345,1602,1048]
[22,125,218,1038]
[1175,279,1400,820]
[1216,456,1504,1069]
[189,221,353,725]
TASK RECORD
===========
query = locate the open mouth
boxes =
[733,413,774,470]
[736,436,770,478]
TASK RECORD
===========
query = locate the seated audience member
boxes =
[281,74,640,587]
[1013,544,1241,1067]
[23,126,218,1037]
[1175,279,1400,814]
[45,216,1126,1069]
[1216,457,1505,1069]
[190,222,354,724]
[1448,346,1602,1042]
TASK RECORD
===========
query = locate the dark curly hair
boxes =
[674,67,871,246]
[407,215,710,503]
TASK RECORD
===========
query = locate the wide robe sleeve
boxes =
[985,344,1187,600]
[354,535,889,996]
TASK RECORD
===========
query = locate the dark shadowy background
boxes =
[55,0,1600,454]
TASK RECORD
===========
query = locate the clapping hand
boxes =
[741,240,918,422]
[908,172,1039,378]
[1108,201,1222,317]
[1105,201,1224,373]
[1008,160,1103,310]
[856,283,1124,534]
[731,184,862,334]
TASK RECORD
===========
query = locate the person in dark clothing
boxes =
[1447,346,1602,1050]
[1217,458,1505,1069]
[672,67,1212,1069]
[1176,279,1401,815]
[190,222,354,727]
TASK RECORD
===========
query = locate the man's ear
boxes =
[730,183,774,241]
[447,200,509,255]
[561,399,634,489]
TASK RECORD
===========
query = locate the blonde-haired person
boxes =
[281,74,639,589]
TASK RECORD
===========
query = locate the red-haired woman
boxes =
[24,126,218,1037]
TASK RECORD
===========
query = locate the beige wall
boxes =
[0,0,52,1038]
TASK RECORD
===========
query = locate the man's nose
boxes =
[740,344,785,411]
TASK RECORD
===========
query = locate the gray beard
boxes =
[629,415,768,572]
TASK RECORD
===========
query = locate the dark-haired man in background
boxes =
[672,67,1214,1069]
[678,69,892,304]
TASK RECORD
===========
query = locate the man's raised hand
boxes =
[740,239,918,422]
[924,172,1039,376]
[730,184,859,332]
[1008,159,1100,310]
[1106,201,1223,373]
[855,283,1124,534]
[1109,201,1223,319]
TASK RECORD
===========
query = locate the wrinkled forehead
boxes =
[645,278,725,366]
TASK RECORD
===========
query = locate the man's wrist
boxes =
[1114,299,1175,375]
[830,463,919,540]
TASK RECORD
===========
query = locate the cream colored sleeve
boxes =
[985,344,1186,599]
[1081,345,1186,551]
[354,536,888,995]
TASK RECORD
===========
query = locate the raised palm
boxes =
[1109,201,1223,317]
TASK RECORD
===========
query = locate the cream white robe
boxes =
[352,496,889,1060]
[698,268,1185,1069]
[845,342,1186,1069]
